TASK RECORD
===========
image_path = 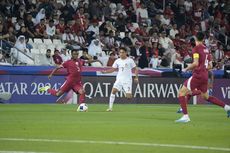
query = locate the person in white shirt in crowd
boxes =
[73,30,86,50]
[34,8,46,25]
[104,30,115,49]
[169,24,179,39]
[37,49,54,66]
[86,20,99,37]
[159,31,173,50]
[88,38,107,66]
[12,35,34,65]
[214,44,225,69]
[46,19,57,39]
[160,14,171,26]
[62,27,75,50]
[101,47,139,111]
[60,48,71,62]
[136,3,151,26]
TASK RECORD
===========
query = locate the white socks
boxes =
[109,94,115,109]
[224,105,230,111]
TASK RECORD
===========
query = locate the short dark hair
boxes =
[119,47,127,52]
[71,49,78,54]
[196,31,204,42]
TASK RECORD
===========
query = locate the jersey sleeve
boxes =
[192,46,199,59]
[112,59,118,68]
[130,58,136,68]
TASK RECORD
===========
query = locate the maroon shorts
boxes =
[184,76,208,93]
[59,79,83,93]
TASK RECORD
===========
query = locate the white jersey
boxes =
[112,57,136,82]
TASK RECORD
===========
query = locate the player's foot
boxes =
[106,108,113,112]
[227,110,230,118]
[39,86,51,92]
[175,115,191,123]
[177,108,183,113]
[224,105,230,118]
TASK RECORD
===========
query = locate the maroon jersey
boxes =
[62,59,84,82]
[192,44,210,80]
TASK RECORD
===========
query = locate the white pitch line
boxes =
[0,151,54,153]
[0,138,230,152]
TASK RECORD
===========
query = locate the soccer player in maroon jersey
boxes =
[176,32,230,123]
[39,49,86,107]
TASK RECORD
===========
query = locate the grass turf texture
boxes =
[0,104,229,153]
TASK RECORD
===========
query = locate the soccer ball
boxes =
[77,103,88,112]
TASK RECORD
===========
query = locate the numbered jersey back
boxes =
[192,44,210,80]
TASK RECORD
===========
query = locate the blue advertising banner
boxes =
[0,75,64,103]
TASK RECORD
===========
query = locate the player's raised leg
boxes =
[201,92,230,117]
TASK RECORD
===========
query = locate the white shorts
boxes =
[113,80,132,94]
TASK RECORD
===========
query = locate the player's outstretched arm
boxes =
[48,65,63,80]
[101,68,117,74]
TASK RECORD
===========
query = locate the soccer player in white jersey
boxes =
[101,47,139,111]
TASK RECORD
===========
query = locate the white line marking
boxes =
[0,138,229,152]
[0,151,54,153]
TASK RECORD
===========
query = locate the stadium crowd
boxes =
[0,0,229,69]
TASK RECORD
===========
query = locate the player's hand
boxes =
[48,74,52,80]
[134,77,139,84]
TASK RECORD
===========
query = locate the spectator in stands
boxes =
[73,30,86,50]
[24,13,35,38]
[104,30,115,50]
[86,19,99,38]
[52,49,63,65]
[169,24,179,39]
[62,27,74,50]
[88,38,103,58]
[107,52,117,67]
[114,13,126,32]
[114,30,122,48]
[56,18,66,38]
[136,3,150,26]
[15,18,25,32]
[159,31,173,50]
[130,41,141,61]
[122,31,132,47]
[149,42,160,69]
[34,8,46,25]
[35,19,47,38]
[12,35,33,65]
[138,40,152,69]
[80,50,91,66]
[46,19,57,39]
[14,35,28,52]
[6,26,16,45]
[38,49,54,66]
[60,48,71,62]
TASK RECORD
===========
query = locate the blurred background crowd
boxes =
[0,0,229,70]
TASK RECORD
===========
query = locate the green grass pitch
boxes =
[0,104,229,153]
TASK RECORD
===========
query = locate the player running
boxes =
[176,32,230,123]
[101,47,139,111]
[39,49,86,107]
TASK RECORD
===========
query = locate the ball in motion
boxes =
[77,103,88,112]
